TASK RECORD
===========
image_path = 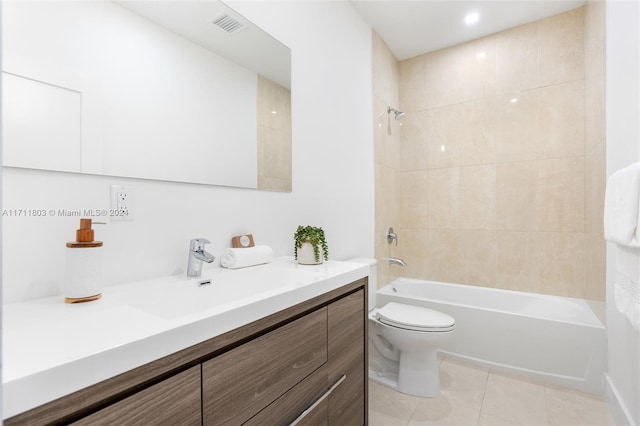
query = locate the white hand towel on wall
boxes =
[604,161,640,247]
[604,161,640,330]
[220,245,274,269]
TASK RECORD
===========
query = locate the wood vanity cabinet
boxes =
[72,366,201,426]
[203,288,366,425]
[5,278,368,426]
[202,309,329,424]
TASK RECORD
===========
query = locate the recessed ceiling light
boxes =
[464,12,479,25]
[476,51,486,59]
[510,98,518,103]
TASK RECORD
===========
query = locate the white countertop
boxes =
[2,257,368,419]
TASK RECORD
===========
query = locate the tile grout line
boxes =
[407,357,443,425]
[543,385,552,426]
[406,403,418,426]
[406,377,430,426]
[477,368,491,425]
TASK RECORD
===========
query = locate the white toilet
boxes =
[349,258,455,398]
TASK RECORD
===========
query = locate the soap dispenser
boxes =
[64,218,104,303]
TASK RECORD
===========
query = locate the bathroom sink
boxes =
[116,265,326,320]
[3,257,369,419]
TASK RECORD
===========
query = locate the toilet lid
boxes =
[376,302,455,332]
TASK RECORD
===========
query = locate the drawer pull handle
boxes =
[289,374,347,426]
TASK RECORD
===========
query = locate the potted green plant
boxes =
[294,225,329,265]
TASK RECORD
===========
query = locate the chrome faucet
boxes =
[386,257,407,267]
[187,238,215,277]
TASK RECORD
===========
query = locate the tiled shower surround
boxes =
[257,75,292,192]
[374,3,606,301]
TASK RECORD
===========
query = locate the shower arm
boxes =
[387,106,405,120]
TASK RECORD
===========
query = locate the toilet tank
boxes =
[347,258,377,311]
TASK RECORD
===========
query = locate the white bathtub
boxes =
[376,278,607,394]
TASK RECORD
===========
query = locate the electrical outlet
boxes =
[110,185,134,221]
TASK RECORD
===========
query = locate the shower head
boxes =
[387,106,405,120]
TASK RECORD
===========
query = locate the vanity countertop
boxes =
[2,257,368,419]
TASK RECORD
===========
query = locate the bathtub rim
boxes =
[379,277,605,330]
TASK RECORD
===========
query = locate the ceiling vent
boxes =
[211,12,247,35]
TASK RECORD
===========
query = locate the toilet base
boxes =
[368,349,441,398]
[398,348,440,397]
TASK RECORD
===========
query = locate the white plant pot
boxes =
[297,242,324,265]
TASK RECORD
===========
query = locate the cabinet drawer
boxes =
[245,364,328,426]
[329,358,365,425]
[203,308,328,425]
[72,366,201,426]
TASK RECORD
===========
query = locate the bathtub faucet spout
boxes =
[385,257,407,267]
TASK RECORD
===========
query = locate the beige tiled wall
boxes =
[388,6,606,300]
[257,75,292,192]
[372,32,402,288]
[584,0,607,301]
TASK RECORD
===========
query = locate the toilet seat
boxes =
[376,302,455,332]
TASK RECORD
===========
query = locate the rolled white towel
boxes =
[220,245,274,269]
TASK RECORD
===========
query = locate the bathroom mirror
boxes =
[2,0,292,191]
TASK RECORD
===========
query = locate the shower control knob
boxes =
[387,227,398,246]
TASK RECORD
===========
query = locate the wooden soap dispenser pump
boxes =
[64,218,105,303]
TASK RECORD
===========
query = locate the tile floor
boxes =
[368,357,614,426]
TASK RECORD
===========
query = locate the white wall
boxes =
[605,1,640,424]
[1,1,374,303]
[1,0,4,419]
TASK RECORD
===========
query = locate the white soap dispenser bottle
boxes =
[64,218,104,303]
